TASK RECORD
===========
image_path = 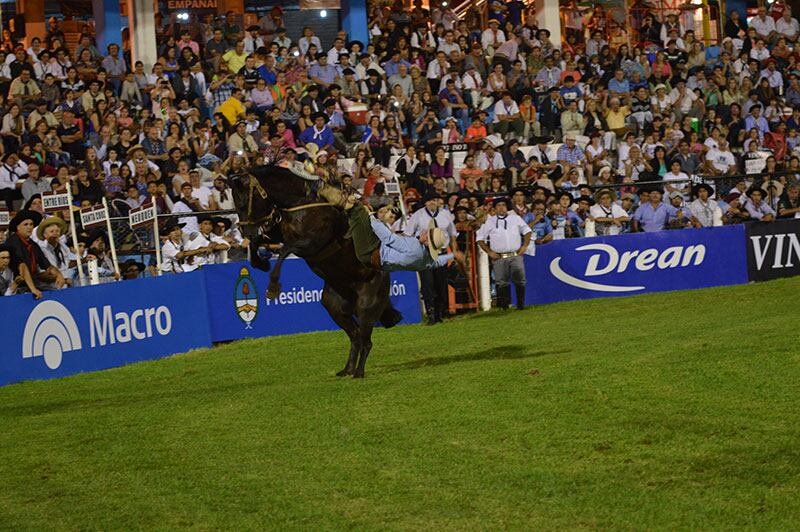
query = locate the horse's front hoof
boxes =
[336,368,352,377]
[352,370,365,379]
[266,283,282,299]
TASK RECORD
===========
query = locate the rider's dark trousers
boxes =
[420,267,447,319]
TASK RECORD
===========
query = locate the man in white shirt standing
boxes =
[404,193,459,325]
[476,197,532,310]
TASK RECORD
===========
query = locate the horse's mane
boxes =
[249,164,317,209]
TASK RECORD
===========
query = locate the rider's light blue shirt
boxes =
[370,217,452,272]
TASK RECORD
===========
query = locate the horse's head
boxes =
[229,170,276,240]
[229,164,319,239]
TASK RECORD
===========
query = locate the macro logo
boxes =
[234,267,258,329]
[549,243,707,292]
[22,300,82,370]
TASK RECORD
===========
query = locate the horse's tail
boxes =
[379,304,403,329]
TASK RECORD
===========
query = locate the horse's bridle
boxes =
[235,171,335,230]
[237,172,280,230]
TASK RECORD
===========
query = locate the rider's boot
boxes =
[318,183,359,210]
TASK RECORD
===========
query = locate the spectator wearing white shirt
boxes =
[437,30,461,57]
[704,140,737,175]
[669,80,698,117]
[36,217,73,282]
[0,153,24,210]
[481,19,506,51]
[243,26,265,54]
[663,160,691,198]
[462,65,489,110]
[184,215,231,268]
[426,51,450,83]
[298,27,322,57]
[750,6,777,43]
[172,182,202,235]
[327,38,347,65]
[750,39,771,62]
[589,189,629,236]
[689,183,722,227]
[777,11,800,41]
[492,92,524,141]
[476,142,506,176]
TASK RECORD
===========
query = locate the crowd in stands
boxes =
[3,0,800,298]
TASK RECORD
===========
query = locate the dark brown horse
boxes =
[229,164,402,378]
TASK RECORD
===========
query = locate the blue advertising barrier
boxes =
[0,272,213,387]
[524,225,749,305]
[203,259,422,342]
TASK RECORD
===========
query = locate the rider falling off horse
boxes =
[317,185,466,272]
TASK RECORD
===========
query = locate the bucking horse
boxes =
[229,164,402,378]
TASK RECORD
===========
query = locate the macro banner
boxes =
[524,225,749,305]
[0,272,213,387]
[203,260,422,342]
[745,219,800,282]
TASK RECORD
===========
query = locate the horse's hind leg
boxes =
[353,277,390,378]
[321,285,359,377]
[353,315,374,379]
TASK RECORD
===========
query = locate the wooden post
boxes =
[152,196,162,275]
[66,187,85,285]
[101,198,120,277]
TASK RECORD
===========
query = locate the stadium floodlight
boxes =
[320,9,327,17]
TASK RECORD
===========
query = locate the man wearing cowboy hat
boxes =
[121,259,147,280]
[81,228,118,279]
[162,219,190,274]
[5,210,65,298]
[744,187,776,221]
[482,18,506,52]
[126,144,161,176]
[37,216,73,282]
[477,136,507,180]
[477,196,532,310]
[298,112,335,153]
[184,214,231,269]
[589,189,629,236]
[689,183,722,228]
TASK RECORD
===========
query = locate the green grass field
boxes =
[2,279,800,529]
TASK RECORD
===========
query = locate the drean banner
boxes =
[0,273,213,387]
[203,260,422,342]
[745,219,800,282]
[524,225,749,305]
